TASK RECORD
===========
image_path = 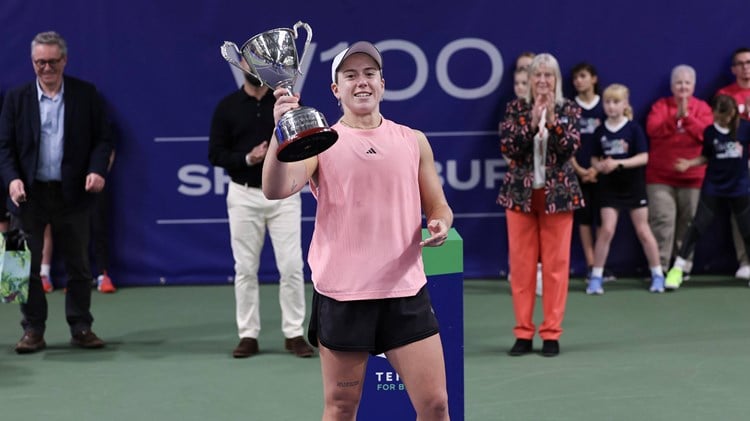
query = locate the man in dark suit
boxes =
[0,31,113,354]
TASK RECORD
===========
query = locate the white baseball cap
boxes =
[330,41,383,83]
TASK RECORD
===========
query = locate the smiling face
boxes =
[671,70,695,101]
[332,53,384,116]
[530,63,556,99]
[32,43,66,90]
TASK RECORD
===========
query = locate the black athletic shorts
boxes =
[307,285,440,355]
[599,168,648,209]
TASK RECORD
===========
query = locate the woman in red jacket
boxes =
[645,64,713,278]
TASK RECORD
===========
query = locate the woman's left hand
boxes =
[674,158,690,173]
[534,93,556,127]
[420,219,449,247]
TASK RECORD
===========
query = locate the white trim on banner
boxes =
[155,212,504,225]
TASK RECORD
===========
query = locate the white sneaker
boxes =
[536,263,543,297]
[735,265,750,280]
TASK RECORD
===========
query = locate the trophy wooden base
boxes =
[276,127,338,162]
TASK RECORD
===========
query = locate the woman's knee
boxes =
[414,391,449,419]
[324,393,360,419]
[632,222,654,241]
[597,225,616,242]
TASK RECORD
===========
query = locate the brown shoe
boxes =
[285,336,313,358]
[232,337,259,358]
[70,330,106,349]
[15,331,46,354]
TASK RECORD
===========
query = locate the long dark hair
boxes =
[712,94,739,139]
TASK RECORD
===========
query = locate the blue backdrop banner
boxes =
[0,1,745,285]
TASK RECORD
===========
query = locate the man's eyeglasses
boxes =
[733,60,750,68]
[33,58,63,68]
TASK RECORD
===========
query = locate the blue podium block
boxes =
[357,229,464,420]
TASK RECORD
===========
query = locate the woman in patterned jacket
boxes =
[497,53,583,357]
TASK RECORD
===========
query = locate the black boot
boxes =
[508,338,533,356]
[541,340,560,357]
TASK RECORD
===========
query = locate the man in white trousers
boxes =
[208,66,313,359]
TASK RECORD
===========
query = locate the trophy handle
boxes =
[220,41,262,81]
[292,21,313,76]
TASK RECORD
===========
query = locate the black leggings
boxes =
[678,194,750,259]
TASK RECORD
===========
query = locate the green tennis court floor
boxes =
[1,277,748,420]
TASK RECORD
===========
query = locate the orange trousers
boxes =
[506,189,573,341]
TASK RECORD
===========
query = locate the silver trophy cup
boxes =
[221,21,338,162]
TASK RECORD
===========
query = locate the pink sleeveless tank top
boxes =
[308,118,427,301]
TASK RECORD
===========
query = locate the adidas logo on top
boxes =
[366,148,377,154]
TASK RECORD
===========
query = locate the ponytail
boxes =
[624,105,633,121]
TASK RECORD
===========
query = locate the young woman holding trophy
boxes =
[262,41,453,420]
